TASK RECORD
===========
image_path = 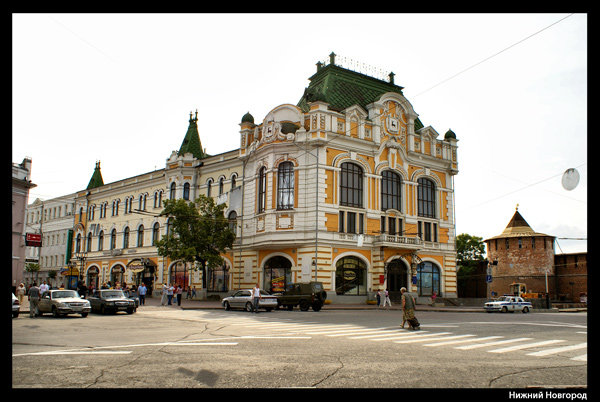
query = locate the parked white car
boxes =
[484,296,533,313]
[222,289,278,312]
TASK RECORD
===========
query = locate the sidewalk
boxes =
[17,295,583,314]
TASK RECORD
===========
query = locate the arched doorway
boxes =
[169,261,189,288]
[86,266,99,291]
[263,256,292,293]
[111,265,125,287]
[386,259,408,301]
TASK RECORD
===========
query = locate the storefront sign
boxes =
[25,233,42,247]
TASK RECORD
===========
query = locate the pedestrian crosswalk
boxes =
[202,314,586,361]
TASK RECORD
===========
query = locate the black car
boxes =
[123,290,140,308]
[88,289,137,315]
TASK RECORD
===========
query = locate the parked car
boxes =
[12,293,20,318]
[484,295,533,313]
[277,282,328,311]
[222,289,278,312]
[37,290,91,318]
[88,289,137,315]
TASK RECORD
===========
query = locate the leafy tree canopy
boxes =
[156,195,236,274]
[456,233,486,276]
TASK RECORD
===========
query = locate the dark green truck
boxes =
[277,282,328,311]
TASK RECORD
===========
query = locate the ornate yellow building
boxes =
[71,53,459,302]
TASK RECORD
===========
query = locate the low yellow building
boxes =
[70,53,459,302]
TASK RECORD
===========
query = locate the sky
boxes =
[12,13,587,254]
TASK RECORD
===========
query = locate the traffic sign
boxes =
[486,275,493,283]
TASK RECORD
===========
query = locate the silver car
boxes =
[222,289,278,312]
[37,289,91,318]
[12,293,20,318]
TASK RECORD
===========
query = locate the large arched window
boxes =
[208,262,230,292]
[183,182,190,200]
[152,222,160,245]
[137,225,144,247]
[228,211,237,234]
[97,231,104,251]
[417,261,441,297]
[123,227,130,249]
[417,177,436,218]
[340,162,363,208]
[335,256,367,295]
[257,167,267,213]
[381,170,402,211]
[110,229,117,250]
[277,162,294,210]
[170,182,176,200]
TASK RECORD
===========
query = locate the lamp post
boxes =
[74,250,87,290]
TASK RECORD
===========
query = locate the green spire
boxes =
[86,161,104,190]
[178,110,207,159]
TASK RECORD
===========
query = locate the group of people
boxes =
[161,284,196,306]
[376,287,420,330]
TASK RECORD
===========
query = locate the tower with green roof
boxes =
[178,110,207,160]
[86,161,104,190]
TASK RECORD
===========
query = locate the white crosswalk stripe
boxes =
[526,342,587,357]
[571,354,587,361]
[423,336,503,347]
[326,327,400,337]
[394,334,475,344]
[488,339,565,353]
[455,337,533,350]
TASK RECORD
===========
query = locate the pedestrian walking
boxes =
[400,287,420,330]
[431,291,437,306]
[28,282,41,318]
[382,289,392,308]
[161,283,168,306]
[376,290,381,308]
[176,285,183,306]
[16,283,26,307]
[39,281,49,295]
[252,283,262,313]
[138,283,147,306]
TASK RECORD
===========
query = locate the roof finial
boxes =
[195,109,198,121]
[329,52,336,65]
[516,203,519,211]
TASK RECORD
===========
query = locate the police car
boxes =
[484,296,533,313]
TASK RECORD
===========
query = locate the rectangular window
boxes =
[424,222,431,242]
[380,216,386,234]
[347,212,356,234]
[339,211,345,232]
[532,237,535,249]
[358,213,364,235]
[388,217,396,235]
[505,239,510,250]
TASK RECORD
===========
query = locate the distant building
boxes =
[484,207,587,302]
[12,158,36,291]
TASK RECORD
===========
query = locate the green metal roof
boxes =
[86,161,104,190]
[178,112,207,159]
[297,61,424,129]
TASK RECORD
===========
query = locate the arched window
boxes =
[208,262,230,292]
[258,167,267,213]
[86,232,92,252]
[340,162,363,208]
[183,183,190,200]
[110,229,117,250]
[417,177,436,218]
[207,179,213,197]
[231,174,237,189]
[170,182,176,200]
[137,225,144,247]
[335,256,367,295]
[381,170,402,211]
[264,256,292,293]
[219,177,224,195]
[76,233,81,253]
[152,222,160,245]
[417,261,441,297]
[98,231,104,251]
[228,211,237,234]
[277,162,294,210]
[123,227,130,249]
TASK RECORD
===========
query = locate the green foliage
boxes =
[456,233,486,276]
[155,195,236,271]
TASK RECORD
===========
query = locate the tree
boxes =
[156,195,236,288]
[456,233,486,276]
[25,262,40,283]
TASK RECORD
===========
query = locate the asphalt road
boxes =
[12,306,587,390]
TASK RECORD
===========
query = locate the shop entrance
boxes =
[387,259,408,302]
[263,256,292,294]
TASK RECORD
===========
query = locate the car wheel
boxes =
[52,306,61,318]
[245,302,253,312]
[12,311,19,318]
[286,305,294,311]
[81,312,88,318]
[312,303,322,312]
[127,308,135,314]
[522,307,529,313]
[501,306,508,313]
[265,308,273,312]
[101,305,106,315]
[299,301,310,311]
[224,301,231,311]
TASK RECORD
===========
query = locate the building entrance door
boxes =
[387,259,408,302]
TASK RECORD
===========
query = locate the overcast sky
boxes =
[12,13,587,254]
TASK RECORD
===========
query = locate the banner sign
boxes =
[25,233,42,247]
